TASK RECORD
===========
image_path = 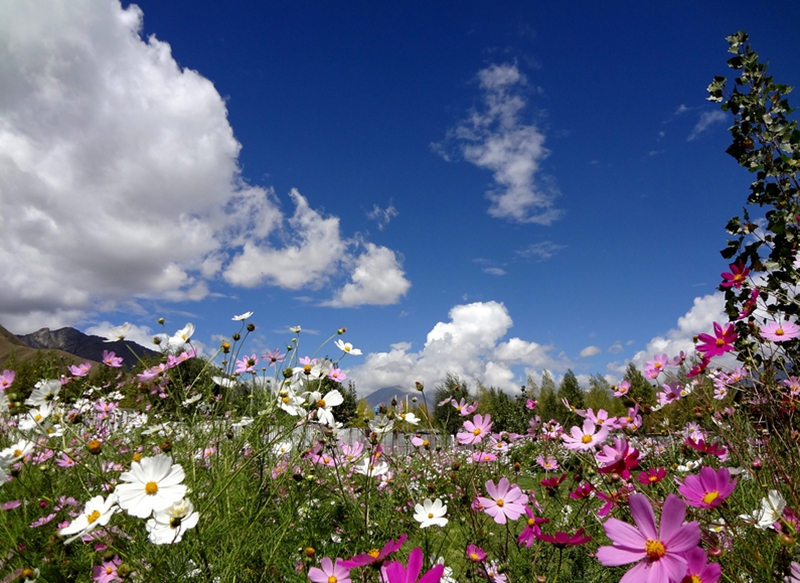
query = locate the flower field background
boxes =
[2,32,800,583]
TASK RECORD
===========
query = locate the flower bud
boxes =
[246,323,255,332]
[157,317,165,325]
[87,439,103,455]
[232,333,241,341]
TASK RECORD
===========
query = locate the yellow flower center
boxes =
[528,518,536,527]
[716,338,725,347]
[649,475,658,483]
[145,481,159,495]
[87,510,102,524]
[428,512,434,519]
[13,449,22,457]
[422,440,429,447]
[473,428,482,436]
[368,549,380,559]
[304,364,312,374]
[282,396,290,403]
[328,577,338,583]
[318,400,326,408]
[689,576,702,583]
[496,499,505,507]
[105,567,114,575]
[776,328,785,336]
[702,491,720,505]
[469,553,480,561]
[644,539,666,560]
[581,435,593,444]
[133,453,142,462]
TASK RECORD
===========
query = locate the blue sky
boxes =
[1,1,799,395]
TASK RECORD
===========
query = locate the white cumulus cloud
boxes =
[348,301,570,395]
[323,243,411,307]
[436,63,562,224]
[579,345,601,358]
[0,0,408,332]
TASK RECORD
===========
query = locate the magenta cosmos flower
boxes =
[340,534,407,568]
[456,414,493,445]
[596,493,701,583]
[695,322,737,358]
[381,547,444,583]
[477,477,526,525]
[761,320,800,343]
[682,547,721,583]
[308,557,351,583]
[720,261,750,289]
[534,527,592,548]
[678,466,737,509]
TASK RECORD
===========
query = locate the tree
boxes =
[585,373,625,416]
[432,374,472,434]
[557,369,584,427]
[623,362,656,408]
[537,370,560,424]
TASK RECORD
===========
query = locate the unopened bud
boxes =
[246,323,255,332]
[152,336,162,345]
[158,317,165,325]
[87,439,103,455]
[232,333,241,341]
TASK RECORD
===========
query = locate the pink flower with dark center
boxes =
[457,414,492,445]
[596,437,639,478]
[720,261,749,289]
[477,477,526,525]
[695,323,737,358]
[636,467,667,486]
[738,287,760,320]
[0,369,15,390]
[761,320,800,343]
[678,466,737,509]
[596,493,701,583]
[234,354,258,374]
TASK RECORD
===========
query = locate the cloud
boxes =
[323,243,411,307]
[483,267,506,276]
[607,342,624,354]
[366,203,398,230]
[579,345,601,358]
[631,292,727,370]
[436,63,562,224]
[687,110,728,141]
[0,0,408,331]
[516,241,565,261]
[347,301,570,395]
[84,321,160,351]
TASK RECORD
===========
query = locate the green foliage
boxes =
[585,373,625,416]
[622,362,656,408]
[477,385,529,434]
[709,30,800,371]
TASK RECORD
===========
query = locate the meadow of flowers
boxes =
[2,31,800,583]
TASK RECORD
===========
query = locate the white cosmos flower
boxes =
[398,412,420,425]
[232,311,254,321]
[353,458,389,477]
[290,325,302,333]
[413,498,448,528]
[17,404,55,433]
[168,323,195,349]
[25,380,62,408]
[59,494,119,544]
[1,439,36,467]
[334,339,362,356]
[115,455,187,518]
[754,490,786,530]
[104,322,131,342]
[145,498,199,545]
[308,389,343,426]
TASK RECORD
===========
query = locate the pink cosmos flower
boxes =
[596,493,701,583]
[380,547,444,583]
[262,348,286,366]
[681,547,721,583]
[678,466,737,509]
[695,322,737,358]
[234,354,259,374]
[783,376,800,397]
[0,369,15,390]
[787,561,800,583]
[457,414,493,445]
[536,455,559,471]
[451,398,478,416]
[720,261,749,289]
[738,287,760,319]
[102,351,123,368]
[68,362,92,377]
[477,477,526,525]
[596,437,639,478]
[92,556,122,583]
[526,398,537,410]
[328,368,347,382]
[308,557,351,583]
[561,419,610,451]
[613,380,631,398]
[760,320,800,343]
[644,354,669,379]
